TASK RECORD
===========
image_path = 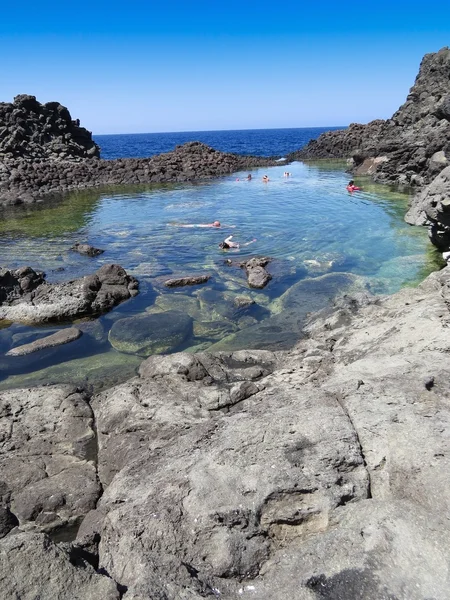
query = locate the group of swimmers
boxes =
[236,172,291,183]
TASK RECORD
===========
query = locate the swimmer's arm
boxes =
[224,235,233,244]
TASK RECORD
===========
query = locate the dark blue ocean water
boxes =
[94,127,344,160]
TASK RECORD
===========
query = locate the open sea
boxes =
[94,127,344,159]
[0,127,444,391]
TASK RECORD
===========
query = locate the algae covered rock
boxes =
[109,310,193,356]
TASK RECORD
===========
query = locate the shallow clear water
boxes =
[0,161,443,390]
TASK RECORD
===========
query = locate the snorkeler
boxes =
[219,235,257,250]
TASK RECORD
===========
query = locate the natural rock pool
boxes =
[0,161,443,390]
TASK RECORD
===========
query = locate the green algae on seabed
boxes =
[0,349,142,393]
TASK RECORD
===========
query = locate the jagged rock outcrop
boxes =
[0,92,278,208]
[290,47,450,188]
[0,94,99,160]
[0,263,139,323]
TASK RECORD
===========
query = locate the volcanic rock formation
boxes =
[289,47,450,189]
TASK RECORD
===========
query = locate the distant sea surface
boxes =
[94,127,345,160]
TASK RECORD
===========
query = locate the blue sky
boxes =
[2,1,450,134]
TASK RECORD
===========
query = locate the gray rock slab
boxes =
[6,327,82,356]
[0,385,100,534]
[0,532,119,599]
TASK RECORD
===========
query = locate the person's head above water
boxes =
[213,220,221,227]
[348,180,354,186]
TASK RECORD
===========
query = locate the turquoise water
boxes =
[0,161,442,390]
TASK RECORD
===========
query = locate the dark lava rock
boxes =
[240,256,273,289]
[289,47,450,188]
[0,94,99,160]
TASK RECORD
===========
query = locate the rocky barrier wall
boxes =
[0,95,277,207]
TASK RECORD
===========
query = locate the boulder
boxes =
[108,310,193,356]
[240,257,272,289]
[0,264,138,324]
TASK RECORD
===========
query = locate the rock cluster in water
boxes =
[0,94,277,207]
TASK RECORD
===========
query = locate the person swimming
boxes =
[347,180,361,192]
[173,220,235,229]
[219,235,257,250]
[247,174,252,181]
[262,175,269,183]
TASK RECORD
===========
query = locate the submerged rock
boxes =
[71,242,105,257]
[108,310,193,356]
[164,274,211,287]
[6,327,82,356]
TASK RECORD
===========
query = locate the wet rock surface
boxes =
[164,274,211,287]
[108,310,193,355]
[240,256,273,289]
[71,242,105,257]
[0,263,138,323]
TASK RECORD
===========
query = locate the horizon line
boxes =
[93,124,349,137]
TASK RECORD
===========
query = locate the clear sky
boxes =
[2,0,450,134]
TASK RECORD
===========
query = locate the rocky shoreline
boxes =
[2,50,450,599]
[0,95,277,207]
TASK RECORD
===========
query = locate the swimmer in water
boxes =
[262,175,269,183]
[247,174,252,181]
[219,235,257,250]
[173,220,235,229]
[346,180,361,192]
